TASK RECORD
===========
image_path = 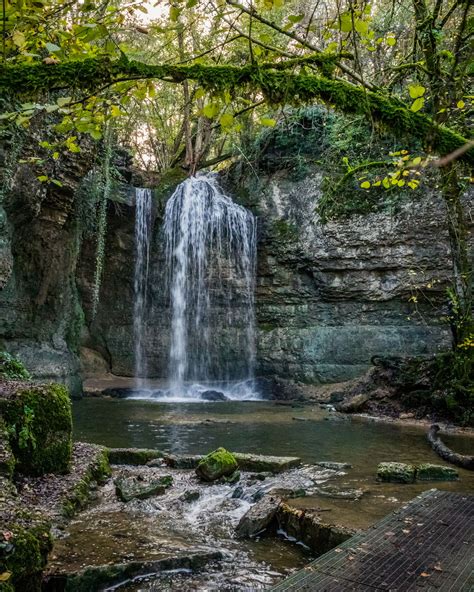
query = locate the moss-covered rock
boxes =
[61,447,111,518]
[377,462,416,483]
[1,383,72,476]
[416,463,458,481]
[195,448,238,482]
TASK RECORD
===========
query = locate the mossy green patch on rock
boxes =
[377,462,416,483]
[61,447,111,519]
[0,419,15,479]
[416,463,458,481]
[195,448,238,482]
[0,499,52,592]
[0,352,30,381]
[2,383,72,476]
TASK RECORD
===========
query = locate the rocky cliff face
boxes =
[238,168,457,382]
[0,138,94,396]
[79,166,465,384]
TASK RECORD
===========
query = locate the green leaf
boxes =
[45,42,61,53]
[410,97,424,112]
[170,6,181,21]
[186,0,198,6]
[411,156,422,166]
[408,84,425,99]
[386,36,396,46]
[219,113,234,129]
[51,179,63,187]
[339,13,353,32]
[287,14,304,24]
[354,19,369,35]
[202,103,219,118]
[260,117,277,127]
[37,175,49,182]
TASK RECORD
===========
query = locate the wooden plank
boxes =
[272,489,474,591]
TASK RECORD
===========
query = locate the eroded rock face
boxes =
[0,139,95,396]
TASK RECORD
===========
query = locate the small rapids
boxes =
[48,462,343,591]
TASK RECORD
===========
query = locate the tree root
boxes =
[427,424,474,470]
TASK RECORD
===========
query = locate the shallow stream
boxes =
[69,399,474,590]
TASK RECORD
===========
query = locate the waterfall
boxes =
[133,187,153,387]
[163,173,258,399]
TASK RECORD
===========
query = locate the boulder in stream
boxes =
[232,453,301,473]
[377,462,416,483]
[195,448,238,482]
[416,463,458,481]
[236,494,282,538]
[115,475,173,502]
[200,390,228,401]
[316,461,352,470]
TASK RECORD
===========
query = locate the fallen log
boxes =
[427,425,474,470]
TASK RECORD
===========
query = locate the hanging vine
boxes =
[91,122,113,319]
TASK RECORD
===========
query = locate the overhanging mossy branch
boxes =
[1,57,472,164]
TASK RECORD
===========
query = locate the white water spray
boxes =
[133,187,153,387]
[163,173,257,398]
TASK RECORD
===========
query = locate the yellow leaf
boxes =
[411,156,422,166]
[457,100,465,109]
[386,36,396,46]
[411,97,424,112]
[360,181,371,189]
[408,84,425,99]
[0,572,11,582]
[260,117,277,127]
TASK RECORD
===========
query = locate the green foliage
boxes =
[0,352,31,381]
[398,352,474,426]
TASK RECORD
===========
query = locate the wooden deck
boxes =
[272,489,474,591]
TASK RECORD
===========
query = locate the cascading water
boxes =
[133,187,153,388]
[162,173,258,400]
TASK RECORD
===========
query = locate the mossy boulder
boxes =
[416,463,458,481]
[377,462,416,483]
[1,383,72,476]
[114,475,173,502]
[195,448,238,482]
